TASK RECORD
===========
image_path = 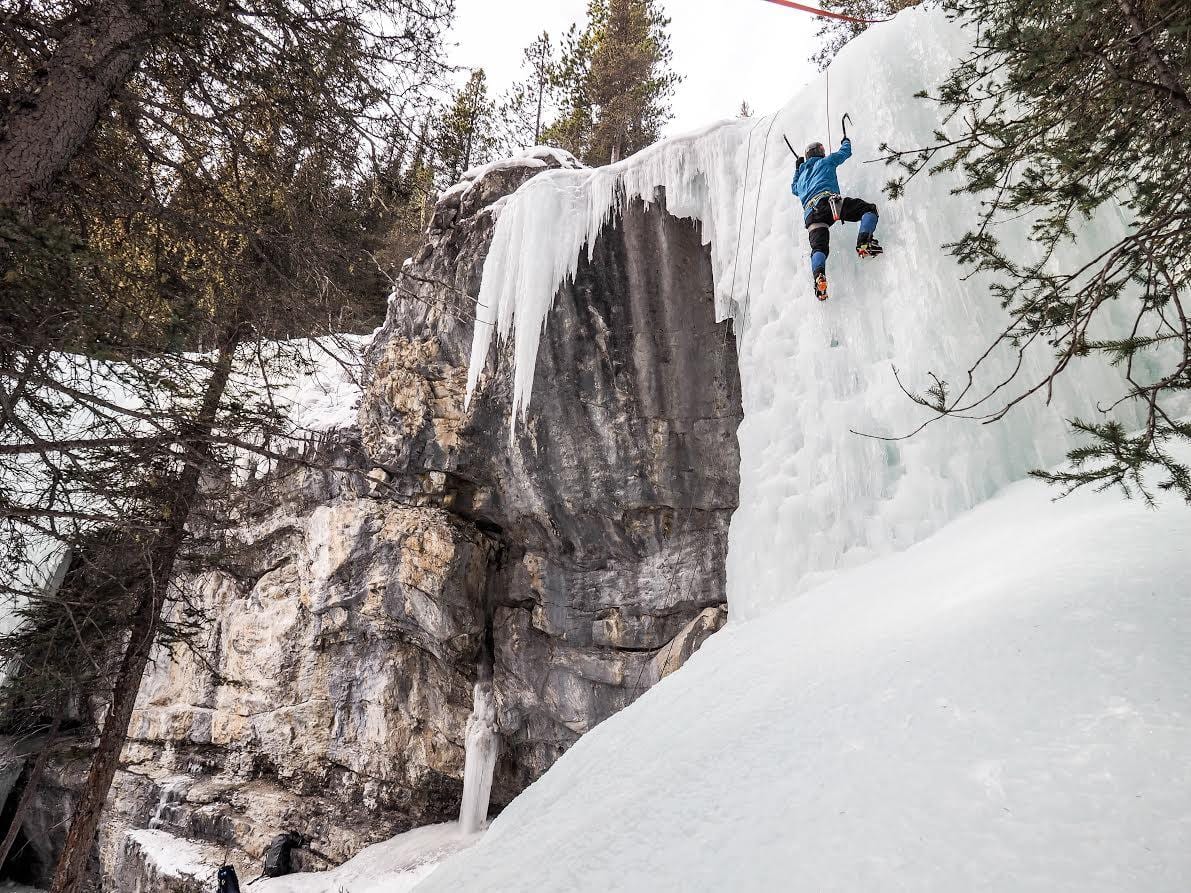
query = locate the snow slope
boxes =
[257,823,477,893]
[418,453,1191,892]
[103,822,476,893]
[465,6,1185,620]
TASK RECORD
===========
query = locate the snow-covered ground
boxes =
[125,828,223,887]
[418,453,1191,891]
[254,334,367,435]
[439,145,584,203]
[257,823,478,893]
[106,821,478,893]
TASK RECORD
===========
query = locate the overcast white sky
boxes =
[449,0,822,137]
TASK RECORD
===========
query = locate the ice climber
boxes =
[791,135,882,301]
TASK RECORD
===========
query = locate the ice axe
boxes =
[840,113,852,143]
[782,134,805,169]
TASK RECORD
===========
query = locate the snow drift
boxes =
[465,5,1179,621]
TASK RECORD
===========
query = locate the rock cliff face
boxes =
[364,152,743,792]
[2,151,742,889]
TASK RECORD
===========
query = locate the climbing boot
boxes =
[856,232,883,258]
[814,271,829,302]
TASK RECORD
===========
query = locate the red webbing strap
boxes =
[759,0,891,24]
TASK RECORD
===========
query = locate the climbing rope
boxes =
[741,112,781,301]
[759,0,893,24]
[728,108,781,305]
[727,116,764,301]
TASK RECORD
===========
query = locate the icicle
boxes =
[458,682,498,835]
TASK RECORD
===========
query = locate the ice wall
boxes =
[458,682,498,835]
[466,7,1160,621]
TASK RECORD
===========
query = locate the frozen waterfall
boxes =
[463,5,1183,621]
[458,681,498,835]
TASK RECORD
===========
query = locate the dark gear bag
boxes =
[262,831,304,878]
[217,864,242,893]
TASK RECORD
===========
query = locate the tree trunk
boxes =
[534,85,544,145]
[463,102,478,175]
[1115,0,1191,113]
[0,712,63,869]
[534,60,547,145]
[48,334,240,893]
[0,0,163,208]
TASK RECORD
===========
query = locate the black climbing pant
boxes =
[804,195,878,259]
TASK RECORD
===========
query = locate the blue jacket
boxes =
[791,138,852,219]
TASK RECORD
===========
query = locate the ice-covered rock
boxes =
[410,7,1191,889]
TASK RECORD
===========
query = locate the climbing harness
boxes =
[828,194,844,222]
[803,196,843,228]
[759,0,893,25]
[800,188,836,214]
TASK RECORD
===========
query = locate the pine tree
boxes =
[499,32,558,151]
[0,1,452,886]
[810,0,922,69]
[543,23,597,160]
[881,0,1191,501]
[0,0,452,210]
[436,69,500,187]
[17,122,399,892]
[366,117,438,269]
[545,0,681,166]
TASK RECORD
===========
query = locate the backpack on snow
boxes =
[262,831,304,878]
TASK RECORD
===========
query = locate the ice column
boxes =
[458,680,498,835]
[148,777,188,830]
